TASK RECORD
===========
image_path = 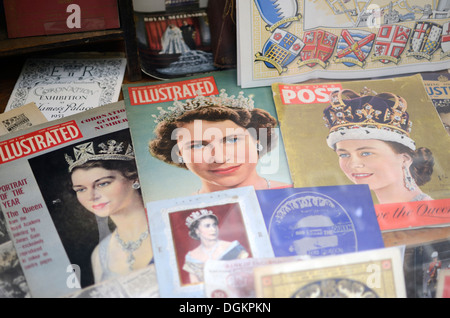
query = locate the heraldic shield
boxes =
[373,25,411,64]
[441,22,450,59]
[255,29,305,74]
[253,0,300,30]
[335,29,375,67]
[299,30,337,68]
[407,21,443,60]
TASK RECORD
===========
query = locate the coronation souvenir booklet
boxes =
[237,0,450,88]
[421,69,450,110]
[0,103,47,136]
[271,74,450,231]
[134,8,218,80]
[147,186,274,298]
[5,57,127,121]
[253,246,406,298]
[256,184,384,258]
[0,101,157,297]
[421,70,450,132]
[122,69,293,205]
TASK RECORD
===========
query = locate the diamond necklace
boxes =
[201,241,219,260]
[115,229,149,271]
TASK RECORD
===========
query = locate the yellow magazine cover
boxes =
[272,74,450,231]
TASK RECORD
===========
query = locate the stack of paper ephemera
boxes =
[0,0,449,299]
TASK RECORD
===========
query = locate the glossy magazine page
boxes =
[0,101,157,297]
[122,69,293,204]
[271,74,450,231]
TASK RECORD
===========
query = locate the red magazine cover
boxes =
[3,0,120,38]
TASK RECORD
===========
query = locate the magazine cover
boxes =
[253,246,406,298]
[5,57,127,121]
[256,184,384,258]
[146,186,274,297]
[122,69,293,205]
[421,70,450,135]
[237,0,450,88]
[272,74,450,231]
[134,8,218,79]
[0,101,156,297]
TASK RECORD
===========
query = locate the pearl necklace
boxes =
[115,229,149,271]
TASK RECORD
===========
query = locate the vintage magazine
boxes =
[122,69,293,205]
[237,0,450,88]
[422,69,450,109]
[5,57,127,121]
[134,8,218,79]
[421,69,450,134]
[0,101,157,297]
[147,186,275,297]
[256,184,384,258]
[402,238,450,298]
[254,246,406,298]
[271,74,450,231]
[0,103,47,136]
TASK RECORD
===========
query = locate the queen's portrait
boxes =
[323,88,434,204]
[149,89,292,194]
[182,209,249,283]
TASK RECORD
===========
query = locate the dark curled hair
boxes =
[386,141,434,186]
[149,105,278,169]
[437,105,450,114]
[69,160,139,188]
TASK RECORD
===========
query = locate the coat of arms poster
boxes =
[237,0,450,88]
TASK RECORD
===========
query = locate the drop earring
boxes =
[403,166,416,191]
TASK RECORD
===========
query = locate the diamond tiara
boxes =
[152,89,255,124]
[185,209,216,228]
[65,139,135,172]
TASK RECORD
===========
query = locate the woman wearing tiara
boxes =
[66,138,153,283]
[323,88,434,204]
[149,90,291,194]
[183,209,248,283]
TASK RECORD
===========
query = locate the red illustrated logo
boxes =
[128,76,219,106]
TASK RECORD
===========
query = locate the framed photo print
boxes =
[147,186,274,297]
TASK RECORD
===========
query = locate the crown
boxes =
[185,209,216,228]
[152,89,255,124]
[65,139,135,172]
[438,74,449,82]
[323,88,416,150]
